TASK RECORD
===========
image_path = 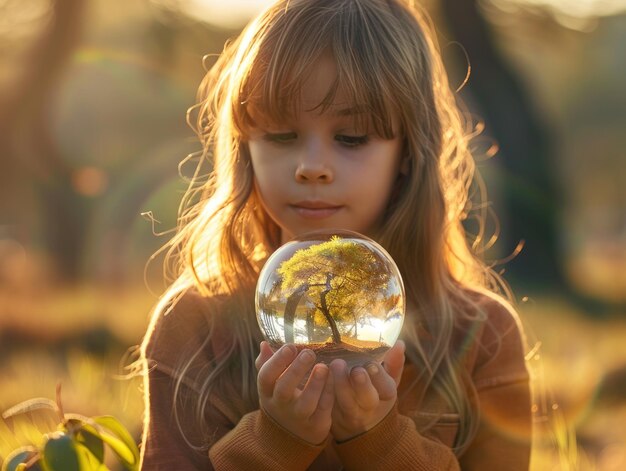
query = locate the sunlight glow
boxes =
[493,0,626,18]
[176,0,276,28]
[185,0,626,27]
[160,0,626,29]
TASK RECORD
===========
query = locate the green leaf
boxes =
[97,432,135,470]
[93,416,139,470]
[74,443,110,471]
[41,433,80,471]
[2,399,58,420]
[1,446,37,471]
[76,424,105,464]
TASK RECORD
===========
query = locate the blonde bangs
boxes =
[232,0,415,140]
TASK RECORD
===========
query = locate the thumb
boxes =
[255,341,274,371]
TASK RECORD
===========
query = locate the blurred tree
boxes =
[0,1,232,283]
[440,0,565,289]
[0,0,87,280]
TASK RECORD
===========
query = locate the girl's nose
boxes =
[295,141,334,183]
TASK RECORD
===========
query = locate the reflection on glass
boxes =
[256,230,405,367]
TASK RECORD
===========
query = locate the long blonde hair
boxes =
[143,0,515,456]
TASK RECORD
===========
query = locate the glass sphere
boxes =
[255,230,405,368]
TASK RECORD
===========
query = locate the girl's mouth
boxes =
[290,201,343,219]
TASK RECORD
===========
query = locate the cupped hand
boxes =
[255,341,335,445]
[329,340,405,442]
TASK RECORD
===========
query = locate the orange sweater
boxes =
[140,289,531,470]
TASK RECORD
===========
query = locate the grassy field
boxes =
[520,296,626,470]
[1,285,625,470]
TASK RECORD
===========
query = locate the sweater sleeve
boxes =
[141,364,326,471]
[334,405,460,470]
[208,409,325,470]
[139,289,327,470]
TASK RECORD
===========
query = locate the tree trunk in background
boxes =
[0,0,87,281]
[440,0,564,288]
[284,284,309,344]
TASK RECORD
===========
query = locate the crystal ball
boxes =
[255,230,405,368]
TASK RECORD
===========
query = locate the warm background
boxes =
[1,0,625,469]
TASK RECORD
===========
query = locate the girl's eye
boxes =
[263,132,297,144]
[335,134,369,147]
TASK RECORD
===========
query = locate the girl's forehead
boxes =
[243,52,400,137]
[248,54,365,119]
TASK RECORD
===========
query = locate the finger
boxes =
[350,366,378,409]
[310,364,335,423]
[294,364,330,419]
[364,362,397,402]
[255,341,274,371]
[257,344,297,397]
[329,359,357,414]
[382,340,405,386]
[316,364,335,412]
[273,349,316,403]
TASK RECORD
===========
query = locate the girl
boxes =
[140,0,532,469]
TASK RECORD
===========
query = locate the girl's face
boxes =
[247,55,404,243]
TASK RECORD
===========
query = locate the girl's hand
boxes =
[255,341,335,445]
[329,340,405,442]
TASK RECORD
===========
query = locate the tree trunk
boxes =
[319,273,341,344]
[440,0,563,286]
[305,309,315,342]
[0,0,87,281]
[283,284,308,344]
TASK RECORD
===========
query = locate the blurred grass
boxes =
[521,296,626,470]
[0,284,152,469]
[1,285,625,470]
